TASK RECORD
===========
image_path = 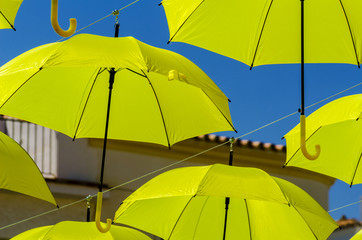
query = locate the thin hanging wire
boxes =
[55,0,141,42]
[0,52,361,233]
[328,200,362,213]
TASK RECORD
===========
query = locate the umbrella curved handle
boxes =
[95,192,112,233]
[300,115,320,160]
[51,0,77,37]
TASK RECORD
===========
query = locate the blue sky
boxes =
[1,0,361,222]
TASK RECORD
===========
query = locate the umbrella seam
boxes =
[290,205,319,240]
[0,131,57,206]
[141,70,171,148]
[191,196,210,240]
[284,126,322,166]
[350,151,362,186]
[72,67,104,139]
[167,195,196,240]
[338,0,360,67]
[0,68,42,109]
[167,0,205,44]
[201,89,237,133]
[250,0,274,69]
[0,10,15,30]
[244,199,253,240]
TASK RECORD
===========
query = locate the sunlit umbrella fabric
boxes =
[161,0,362,160]
[284,94,362,186]
[161,0,362,67]
[0,34,235,147]
[0,131,56,205]
[10,221,152,240]
[351,229,362,240]
[114,164,338,240]
[0,0,23,30]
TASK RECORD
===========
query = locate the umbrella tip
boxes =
[56,205,60,208]
[167,40,171,44]
[158,2,163,6]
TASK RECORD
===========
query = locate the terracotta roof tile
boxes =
[337,215,362,229]
[195,134,286,152]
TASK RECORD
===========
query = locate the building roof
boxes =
[337,215,362,229]
[195,134,286,152]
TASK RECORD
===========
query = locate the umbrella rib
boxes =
[338,0,360,67]
[126,68,147,77]
[166,0,205,44]
[190,196,210,240]
[0,10,16,31]
[250,0,274,69]
[72,67,104,140]
[201,90,237,133]
[167,195,195,240]
[290,205,319,240]
[141,70,171,148]
[284,126,322,166]
[350,151,362,186]
[0,68,42,109]
[244,199,253,240]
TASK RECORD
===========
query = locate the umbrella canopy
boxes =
[351,229,362,240]
[160,0,362,160]
[0,33,235,147]
[10,221,152,240]
[284,94,362,186]
[0,0,23,30]
[0,32,235,232]
[114,164,338,240]
[161,0,362,67]
[0,130,56,205]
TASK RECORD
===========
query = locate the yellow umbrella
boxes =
[114,164,338,240]
[0,0,23,31]
[0,131,56,206]
[284,94,362,186]
[351,229,362,240]
[0,32,235,232]
[10,221,152,240]
[160,0,362,159]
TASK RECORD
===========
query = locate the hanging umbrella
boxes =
[351,229,362,240]
[10,221,152,240]
[114,164,338,240]
[284,94,362,186]
[0,31,235,232]
[0,0,23,31]
[0,130,56,206]
[159,0,362,160]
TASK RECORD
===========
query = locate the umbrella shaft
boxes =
[223,197,230,240]
[99,23,120,192]
[99,69,116,192]
[301,0,305,116]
